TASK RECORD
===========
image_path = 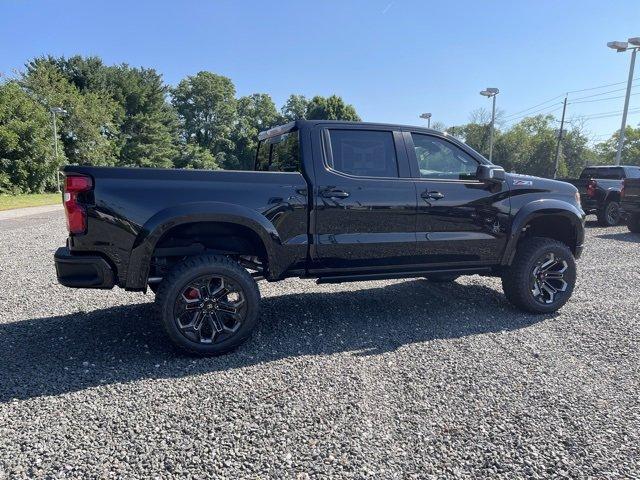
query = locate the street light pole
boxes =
[480,88,499,163]
[50,107,67,193]
[607,37,640,165]
[489,94,496,162]
[419,112,432,129]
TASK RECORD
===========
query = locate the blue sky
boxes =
[1,0,639,140]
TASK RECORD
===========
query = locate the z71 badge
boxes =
[513,179,533,186]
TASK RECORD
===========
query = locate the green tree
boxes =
[104,64,180,167]
[306,95,361,121]
[232,93,281,169]
[492,115,565,177]
[171,71,236,167]
[22,59,121,166]
[174,142,221,170]
[559,125,595,176]
[281,94,309,121]
[0,81,58,193]
[594,126,640,166]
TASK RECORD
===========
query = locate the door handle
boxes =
[321,189,350,199]
[421,191,445,200]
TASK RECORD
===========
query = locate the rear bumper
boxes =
[54,247,115,289]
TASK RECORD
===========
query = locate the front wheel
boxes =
[597,201,621,227]
[501,237,576,314]
[155,255,260,356]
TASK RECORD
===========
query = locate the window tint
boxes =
[255,131,300,172]
[579,167,624,180]
[625,167,640,179]
[326,130,398,178]
[411,134,478,180]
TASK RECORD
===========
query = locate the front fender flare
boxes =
[501,199,585,265]
[126,202,281,289]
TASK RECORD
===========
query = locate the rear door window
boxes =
[325,130,399,178]
[580,167,624,179]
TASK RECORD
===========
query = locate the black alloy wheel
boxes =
[174,275,246,345]
[529,252,569,305]
[501,237,576,313]
[598,201,621,227]
[155,255,260,355]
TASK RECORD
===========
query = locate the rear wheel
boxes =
[155,255,260,356]
[501,237,576,314]
[628,214,640,233]
[597,201,621,227]
[424,273,459,282]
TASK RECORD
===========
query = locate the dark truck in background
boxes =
[621,176,640,232]
[561,165,640,226]
[55,120,585,355]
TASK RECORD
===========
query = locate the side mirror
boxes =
[476,164,506,182]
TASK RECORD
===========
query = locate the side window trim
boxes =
[405,132,482,182]
[320,128,406,180]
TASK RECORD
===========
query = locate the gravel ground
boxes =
[1,211,639,479]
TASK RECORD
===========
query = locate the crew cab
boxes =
[560,166,640,226]
[55,121,585,355]
[621,176,640,232]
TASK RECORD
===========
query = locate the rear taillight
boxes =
[63,175,92,234]
[586,179,597,198]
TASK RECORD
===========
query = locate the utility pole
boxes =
[553,95,568,179]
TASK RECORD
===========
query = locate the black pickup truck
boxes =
[55,120,585,355]
[561,166,640,226]
[621,177,640,232]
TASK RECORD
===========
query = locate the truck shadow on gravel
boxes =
[595,231,640,243]
[0,279,552,402]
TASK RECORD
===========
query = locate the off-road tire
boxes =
[501,237,576,314]
[424,273,460,282]
[597,201,621,227]
[628,214,640,233]
[155,255,260,356]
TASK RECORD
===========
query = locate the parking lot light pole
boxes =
[50,107,67,193]
[420,112,432,128]
[480,88,499,163]
[607,38,639,165]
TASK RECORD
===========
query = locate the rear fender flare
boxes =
[501,199,585,265]
[126,202,280,289]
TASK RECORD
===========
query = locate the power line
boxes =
[501,94,565,119]
[575,107,640,121]
[569,83,638,102]
[504,103,564,122]
[566,77,640,94]
[570,91,640,104]
[501,78,640,122]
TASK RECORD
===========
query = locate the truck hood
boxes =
[504,172,578,194]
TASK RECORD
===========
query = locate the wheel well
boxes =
[519,215,577,253]
[149,221,268,278]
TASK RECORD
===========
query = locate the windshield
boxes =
[255,131,300,172]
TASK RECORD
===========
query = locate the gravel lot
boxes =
[1,211,639,479]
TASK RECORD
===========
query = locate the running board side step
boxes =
[316,267,493,284]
